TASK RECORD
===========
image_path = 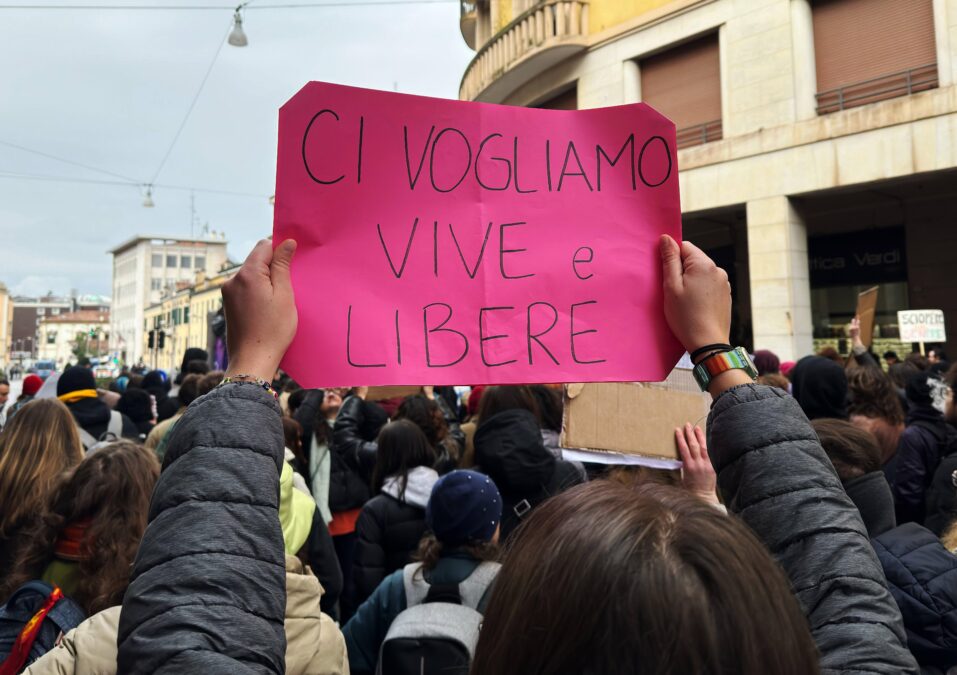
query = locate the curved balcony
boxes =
[460,0,589,103]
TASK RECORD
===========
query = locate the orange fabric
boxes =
[328,508,361,537]
[0,586,63,675]
[54,518,92,561]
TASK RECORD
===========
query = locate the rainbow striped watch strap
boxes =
[692,347,758,391]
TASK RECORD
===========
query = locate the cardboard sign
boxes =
[856,286,879,348]
[273,82,683,388]
[898,309,947,343]
[366,386,422,401]
[560,368,711,468]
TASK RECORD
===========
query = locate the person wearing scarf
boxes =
[57,366,138,444]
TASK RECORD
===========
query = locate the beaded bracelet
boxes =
[219,374,279,399]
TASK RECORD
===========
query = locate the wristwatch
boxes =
[692,347,758,391]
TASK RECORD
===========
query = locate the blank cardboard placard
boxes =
[560,368,711,462]
[856,286,879,348]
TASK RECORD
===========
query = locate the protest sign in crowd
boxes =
[0,86,955,674]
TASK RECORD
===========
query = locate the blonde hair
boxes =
[0,398,84,536]
[942,520,957,554]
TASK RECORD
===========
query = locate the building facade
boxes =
[0,284,11,372]
[37,310,110,370]
[109,234,229,365]
[10,295,74,364]
[458,0,957,359]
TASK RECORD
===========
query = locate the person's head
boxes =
[790,355,848,420]
[946,368,957,425]
[0,399,83,536]
[141,370,170,395]
[752,349,780,376]
[472,481,819,675]
[373,419,436,495]
[906,370,949,415]
[114,388,154,425]
[56,366,97,400]
[20,374,44,399]
[779,360,796,379]
[198,370,225,397]
[928,347,948,365]
[2,441,159,614]
[282,417,304,461]
[175,348,208,384]
[904,352,929,372]
[817,346,843,364]
[757,372,790,391]
[418,469,502,571]
[185,359,210,377]
[287,388,308,418]
[888,362,909,389]
[126,373,145,390]
[811,418,882,481]
[847,367,904,426]
[527,385,563,433]
[395,395,448,446]
[466,385,486,419]
[883,351,899,367]
[178,373,202,408]
[476,385,539,425]
[320,388,344,419]
[0,377,10,407]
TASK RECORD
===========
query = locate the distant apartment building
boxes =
[10,295,74,362]
[0,284,11,371]
[37,309,110,369]
[109,235,229,365]
[458,0,957,359]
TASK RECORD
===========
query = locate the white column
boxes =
[933,0,954,87]
[746,196,813,361]
[622,59,640,104]
[790,0,818,120]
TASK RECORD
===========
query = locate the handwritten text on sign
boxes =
[273,82,683,387]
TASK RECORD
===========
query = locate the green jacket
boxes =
[342,551,483,675]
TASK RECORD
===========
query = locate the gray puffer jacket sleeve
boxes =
[708,384,917,675]
[117,383,287,674]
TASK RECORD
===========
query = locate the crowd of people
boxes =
[0,234,954,674]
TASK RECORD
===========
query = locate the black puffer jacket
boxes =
[474,409,583,541]
[872,522,957,670]
[843,471,897,538]
[922,423,957,536]
[330,395,386,512]
[709,384,917,674]
[117,383,287,673]
[352,466,439,607]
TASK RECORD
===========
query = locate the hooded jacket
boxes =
[330,395,387,512]
[894,372,951,525]
[872,523,957,670]
[790,355,849,420]
[25,555,348,675]
[473,409,583,540]
[922,422,957,536]
[65,398,138,444]
[843,471,897,538]
[352,466,439,608]
[709,384,917,673]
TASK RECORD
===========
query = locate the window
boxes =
[152,254,163,267]
[181,256,192,268]
[195,256,206,270]
[51,308,60,315]
[47,331,57,344]
[167,255,177,268]
[37,307,45,315]
[812,0,937,114]
[640,33,722,149]
[151,278,162,291]
[184,307,190,323]
[532,86,577,110]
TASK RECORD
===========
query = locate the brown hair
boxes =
[0,399,83,538]
[758,373,790,391]
[1,441,160,614]
[472,481,819,675]
[812,418,882,481]
[942,520,957,553]
[476,385,539,425]
[198,371,225,397]
[847,368,905,426]
[606,464,680,488]
[414,533,498,574]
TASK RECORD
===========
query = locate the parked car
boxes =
[30,360,56,380]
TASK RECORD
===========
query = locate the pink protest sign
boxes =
[273,82,683,387]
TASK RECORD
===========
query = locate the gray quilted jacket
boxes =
[709,384,918,674]
[117,384,288,674]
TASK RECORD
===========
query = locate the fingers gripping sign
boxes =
[676,422,720,506]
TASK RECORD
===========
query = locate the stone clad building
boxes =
[458,0,957,359]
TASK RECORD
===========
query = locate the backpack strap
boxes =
[457,562,501,610]
[106,411,123,438]
[423,583,462,605]
[76,424,97,451]
[0,585,65,675]
[402,563,430,608]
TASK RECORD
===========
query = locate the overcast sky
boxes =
[0,0,473,298]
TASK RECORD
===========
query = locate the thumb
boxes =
[659,234,682,290]
[270,239,297,289]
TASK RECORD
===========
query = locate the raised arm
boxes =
[660,235,917,674]
[118,239,298,674]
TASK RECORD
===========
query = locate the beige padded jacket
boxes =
[25,555,349,675]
